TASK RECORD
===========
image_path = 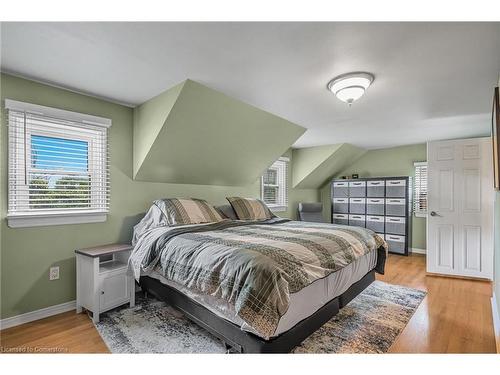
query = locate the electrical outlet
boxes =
[49,266,60,281]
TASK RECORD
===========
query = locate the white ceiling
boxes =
[1,22,499,149]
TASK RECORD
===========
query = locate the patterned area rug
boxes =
[94,280,426,353]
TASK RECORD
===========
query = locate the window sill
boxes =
[414,212,427,218]
[268,205,288,213]
[7,211,107,228]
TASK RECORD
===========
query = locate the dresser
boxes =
[331,177,413,255]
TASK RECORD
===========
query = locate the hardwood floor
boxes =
[0,253,496,353]
[379,254,496,353]
[0,310,108,353]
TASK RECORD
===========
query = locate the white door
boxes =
[427,137,494,280]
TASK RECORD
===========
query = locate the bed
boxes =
[129,202,387,353]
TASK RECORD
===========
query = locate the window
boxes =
[414,161,428,217]
[6,99,111,228]
[261,157,289,212]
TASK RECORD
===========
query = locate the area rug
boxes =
[94,280,426,354]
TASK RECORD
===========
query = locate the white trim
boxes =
[261,158,289,211]
[413,161,428,217]
[6,102,110,225]
[492,293,500,354]
[7,211,107,228]
[4,99,112,128]
[411,247,427,254]
[0,300,76,330]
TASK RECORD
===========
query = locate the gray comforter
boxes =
[129,215,386,339]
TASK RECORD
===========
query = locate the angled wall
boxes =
[133,81,185,177]
[319,143,427,250]
[133,79,306,185]
[292,144,366,189]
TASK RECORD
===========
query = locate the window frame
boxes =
[413,161,428,218]
[261,157,289,212]
[5,99,111,228]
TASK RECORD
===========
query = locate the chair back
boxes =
[297,202,324,223]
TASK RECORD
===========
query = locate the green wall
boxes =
[133,80,185,177]
[292,144,366,189]
[134,80,305,185]
[0,74,318,319]
[292,144,343,187]
[319,143,427,250]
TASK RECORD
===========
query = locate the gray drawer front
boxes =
[385,199,406,216]
[367,186,385,197]
[333,198,349,213]
[386,186,406,197]
[348,181,366,197]
[348,215,365,228]
[386,234,406,254]
[385,217,406,235]
[333,182,349,197]
[366,180,385,197]
[349,198,366,214]
[366,219,384,233]
[386,180,406,197]
[332,214,348,226]
[366,198,384,215]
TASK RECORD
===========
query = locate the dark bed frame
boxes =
[139,247,386,353]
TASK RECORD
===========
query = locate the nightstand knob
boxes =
[101,291,104,295]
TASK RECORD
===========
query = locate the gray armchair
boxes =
[297,203,325,223]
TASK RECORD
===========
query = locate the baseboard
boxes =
[411,248,427,254]
[492,293,500,354]
[0,300,76,330]
[426,271,492,282]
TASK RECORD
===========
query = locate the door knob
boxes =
[430,211,438,217]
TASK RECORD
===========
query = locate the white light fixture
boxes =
[327,72,374,105]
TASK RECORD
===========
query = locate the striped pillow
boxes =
[155,198,224,226]
[226,197,273,221]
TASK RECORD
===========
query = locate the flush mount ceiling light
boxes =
[327,72,374,105]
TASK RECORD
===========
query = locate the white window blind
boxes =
[5,99,111,228]
[414,161,428,217]
[261,157,289,212]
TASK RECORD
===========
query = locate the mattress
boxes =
[144,246,377,339]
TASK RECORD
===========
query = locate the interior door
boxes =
[427,137,494,279]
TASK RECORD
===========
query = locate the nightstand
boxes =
[75,243,135,323]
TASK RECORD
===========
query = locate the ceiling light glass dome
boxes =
[327,72,374,105]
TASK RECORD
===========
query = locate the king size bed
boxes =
[129,198,387,353]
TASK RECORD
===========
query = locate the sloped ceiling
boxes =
[133,79,306,185]
[292,144,367,189]
[4,23,499,149]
